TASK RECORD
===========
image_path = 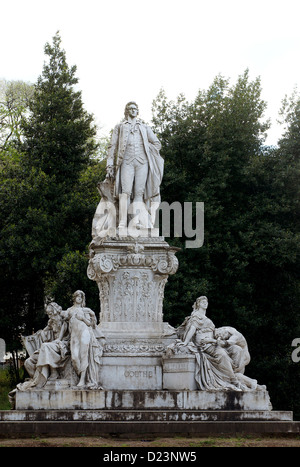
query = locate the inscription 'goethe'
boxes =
[124,370,153,378]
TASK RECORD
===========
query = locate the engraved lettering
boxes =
[124,370,153,378]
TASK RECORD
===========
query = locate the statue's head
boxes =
[215,327,230,340]
[124,101,139,119]
[46,302,62,316]
[193,296,208,311]
[72,290,86,307]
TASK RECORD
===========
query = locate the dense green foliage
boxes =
[0,34,299,416]
[0,33,105,353]
[0,369,11,410]
[21,34,98,184]
[152,73,300,414]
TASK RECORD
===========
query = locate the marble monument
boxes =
[9,102,273,414]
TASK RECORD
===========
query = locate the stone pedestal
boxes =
[88,236,179,334]
[100,356,162,390]
[163,354,198,390]
[87,235,179,390]
[13,388,273,412]
[10,236,279,423]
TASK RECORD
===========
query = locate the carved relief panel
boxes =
[87,240,179,325]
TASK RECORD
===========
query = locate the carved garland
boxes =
[104,342,167,355]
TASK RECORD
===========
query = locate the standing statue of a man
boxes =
[106,102,164,230]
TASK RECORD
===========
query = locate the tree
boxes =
[0,79,33,153]
[0,32,102,352]
[152,71,270,324]
[152,71,300,415]
[278,88,300,164]
[21,32,97,185]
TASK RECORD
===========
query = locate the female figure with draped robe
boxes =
[63,290,104,388]
[177,296,244,390]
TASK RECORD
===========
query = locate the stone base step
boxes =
[0,419,299,437]
[0,409,293,422]
[13,389,273,411]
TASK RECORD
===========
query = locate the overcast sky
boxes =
[1,0,300,146]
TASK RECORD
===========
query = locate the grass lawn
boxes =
[0,434,300,447]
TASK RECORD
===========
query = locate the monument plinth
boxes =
[87,235,179,389]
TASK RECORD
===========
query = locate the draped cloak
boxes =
[177,312,240,390]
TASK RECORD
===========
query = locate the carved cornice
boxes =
[87,248,179,280]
